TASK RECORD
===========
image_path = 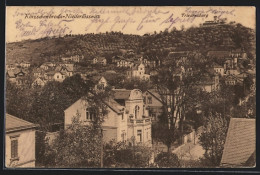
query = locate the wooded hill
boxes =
[6,23,255,65]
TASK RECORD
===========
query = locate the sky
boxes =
[6,6,256,43]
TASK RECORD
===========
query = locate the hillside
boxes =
[6,23,255,65]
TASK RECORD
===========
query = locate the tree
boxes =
[152,55,210,149]
[30,74,91,131]
[103,141,152,168]
[154,152,180,168]
[44,114,102,168]
[199,112,229,167]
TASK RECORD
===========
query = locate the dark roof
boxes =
[220,118,255,167]
[212,62,223,68]
[104,98,124,114]
[168,51,189,58]
[6,114,37,133]
[145,89,163,104]
[207,51,230,58]
[113,89,132,100]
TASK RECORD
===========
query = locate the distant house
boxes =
[117,59,133,68]
[212,63,224,76]
[60,66,73,77]
[143,90,164,122]
[224,75,243,85]
[41,62,56,68]
[143,57,161,68]
[126,63,150,81]
[6,70,16,83]
[220,118,255,167]
[61,55,83,63]
[5,114,38,168]
[6,64,15,70]
[92,76,108,91]
[226,68,240,76]
[53,72,66,82]
[44,71,55,81]
[20,61,30,68]
[93,57,107,65]
[32,68,44,77]
[230,48,247,59]
[39,64,48,70]
[197,70,220,92]
[202,16,227,27]
[31,77,46,88]
[207,50,230,59]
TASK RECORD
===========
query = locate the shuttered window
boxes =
[11,139,18,159]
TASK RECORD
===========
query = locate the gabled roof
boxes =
[104,98,124,114]
[220,118,255,167]
[212,62,223,68]
[113,89,132,100]
[6,114,37,133]
[144,89,163,104]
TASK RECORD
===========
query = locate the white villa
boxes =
[64,89,152,146]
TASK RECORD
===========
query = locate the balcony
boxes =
[128,116,152,125]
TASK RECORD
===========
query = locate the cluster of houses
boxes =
[5,48,256,168]
[6,55,83,88]
[6,52,163,88]
[208,49,256,88]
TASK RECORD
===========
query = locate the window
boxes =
[143,97,146,104]
[121,131,126,141]
[137,130,142,142]
[10,137,19,159]
[57,75,59,79]
[86,108,96,121]
[135,106,140,119]
[122,114,124,120]
[86,111,89,120]
[148,97,152,104]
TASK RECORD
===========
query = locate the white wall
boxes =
[6,129,36,168]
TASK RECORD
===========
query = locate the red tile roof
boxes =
[220,118,255,167]
[6,114,37,133]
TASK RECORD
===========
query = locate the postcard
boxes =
[5,6,256,168]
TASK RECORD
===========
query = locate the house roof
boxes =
[94,57,106,62]
[6,70,16,78]
[45,71,56,76]
[207,50,230,58]
[220,118,255,167]
[224,75,242,82]
[104,98,124,114]
[168,51,189,58]
[113,89,132,100]
[6,114,38,133]
[212,62,223,68]
[144,89,163,104]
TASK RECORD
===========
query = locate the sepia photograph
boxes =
[5,6,256,169]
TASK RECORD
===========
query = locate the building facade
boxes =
[64,89,152,146]
[5,114,37,168]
